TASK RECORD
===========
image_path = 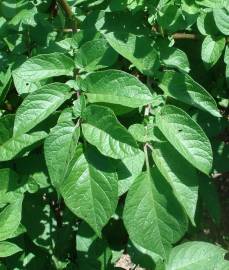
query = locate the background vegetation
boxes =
[0,0,228,269]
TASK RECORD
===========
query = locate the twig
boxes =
[152,26,229,43]
[172,32,200,40]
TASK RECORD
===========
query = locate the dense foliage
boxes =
[0,0,228,269]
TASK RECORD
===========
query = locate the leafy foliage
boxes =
[0,0,228,269]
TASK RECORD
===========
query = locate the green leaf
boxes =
[156,105,213,174]
[158,70,220,117]
[195,0,227,8]
[116,150,145,195]
[213,8,229,35]
[201,36,225,68]
[44,120,80,189]
[224,45,229,64]
[0,241,22,257]
[157,5,186,32]
[75,38,118,71]
[14,83,72,136]
[82,105,139,159]
[157,40,190,73]
[81,70,153,108]
[166,241,227,270]
[197,11,219,36]
[76,222,112,270]
[60,146,118,236]
[152,141,199,225]
[123,169,188,259]
[127,241,163,270]
[12,52,75,83]
[0,131,47,162]
[96,12,159,75]
[0,197,23,241]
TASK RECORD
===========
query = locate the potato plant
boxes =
[0,0,228,269]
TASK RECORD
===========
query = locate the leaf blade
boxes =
[14,83,72,136]
[156,105,213,174]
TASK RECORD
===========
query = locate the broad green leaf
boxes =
[81,70,153,108]
[156,105,213,174]
[157,40,190,73]
[195,0,227,8]
[0,242,22,257]
[201,36,225,68]
[13,75,43,95]
[128,123,163,143]
[123,169,188,259]
[166,241,227,270]
[216,261,229,270]
[82,105,139,159]
[152,141,199,225]
[0,197,23,241]
[214,8,229,35]
[127,241,163,270]
[75,38,118,71]
[157,5,186,32]
[14,83,72,136]
[12,52,75,82]
[128,124,152,143]
[60,146,118,236]
[197,11,219,36]
[116,150,145,195]
[96,12,159,75]
[76,222,112,270]
[0,131,47,162]
[44,120,80,189]
[158,71,220,117]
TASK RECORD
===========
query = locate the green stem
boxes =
[144,144,150,173]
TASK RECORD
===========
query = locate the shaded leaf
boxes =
[152,141,199,224]
[158,71,220,117]
[44,120,80,189]
[60,146,118,236]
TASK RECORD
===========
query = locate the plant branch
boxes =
[172,32,201,40]
[57,0,77,32]
[58,0,73,17]
[144,143,150,172]
[152,26,229,43]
